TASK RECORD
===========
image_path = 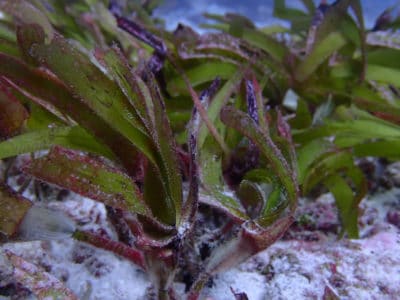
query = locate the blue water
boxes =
[155,0,399,31]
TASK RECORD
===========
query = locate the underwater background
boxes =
[155,0,399,31]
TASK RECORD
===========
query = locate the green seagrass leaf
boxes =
[102,48,183,224]
[16,25,156,164]
[353,140,400,159]
[220,106,297,206]
[302,150,353,194]
[144,71,183,224]
[236,27,287,62]
[367,48,400,69]
[167,62,237,96]
[296,139,332,185]
[199,137,248,221]
[203,14,288,62]
[198,71,242,150]
[0,38,20,57]
[260,184,285,221]
[237,180,264,219]
[100,47,151,132]
[273,0,311,31]
[0,52,142,176]
[143,163,175,225]
[324,174,359,238]
[0,126,115,160]
[25,146,149,216]
[366,64,400,87]
[295,32,347,82]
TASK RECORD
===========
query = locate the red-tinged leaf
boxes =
[73,230,146,270]
[143,162,175,225]
[240,216,294,252]
[277,109,291,141]
[352,85,400,122]
[179,133,199,232]
[177,33,274,72]
[202,14,287,63]
[188,216,293,298]
[179,82,220,229]
[145,248,178,295]
[0,184,32,240]
[0,80,28,139]
[246,74,268,134]
[276,109,297,173]
[189,76,222,143]
[17,92,66,131]
[25,146,149,216]
[123,214,178,249]
[198,71,243,150]
[4,250,78,300]
[209,217,294,273]
[143,71,183,224]
[112,13,166,56]
[198,138,248,222]
[241,28,287,63]
[371,111,400,125]
[220,106,298,206]
[0,52,143,178]
[189,80,247,222]
[100,47,152,133]
[99,49,184,225]
[245,77,259,124]
[106,207,136,246]
[16,25,157,164]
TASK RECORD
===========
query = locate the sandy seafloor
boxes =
[1,185,399,299]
